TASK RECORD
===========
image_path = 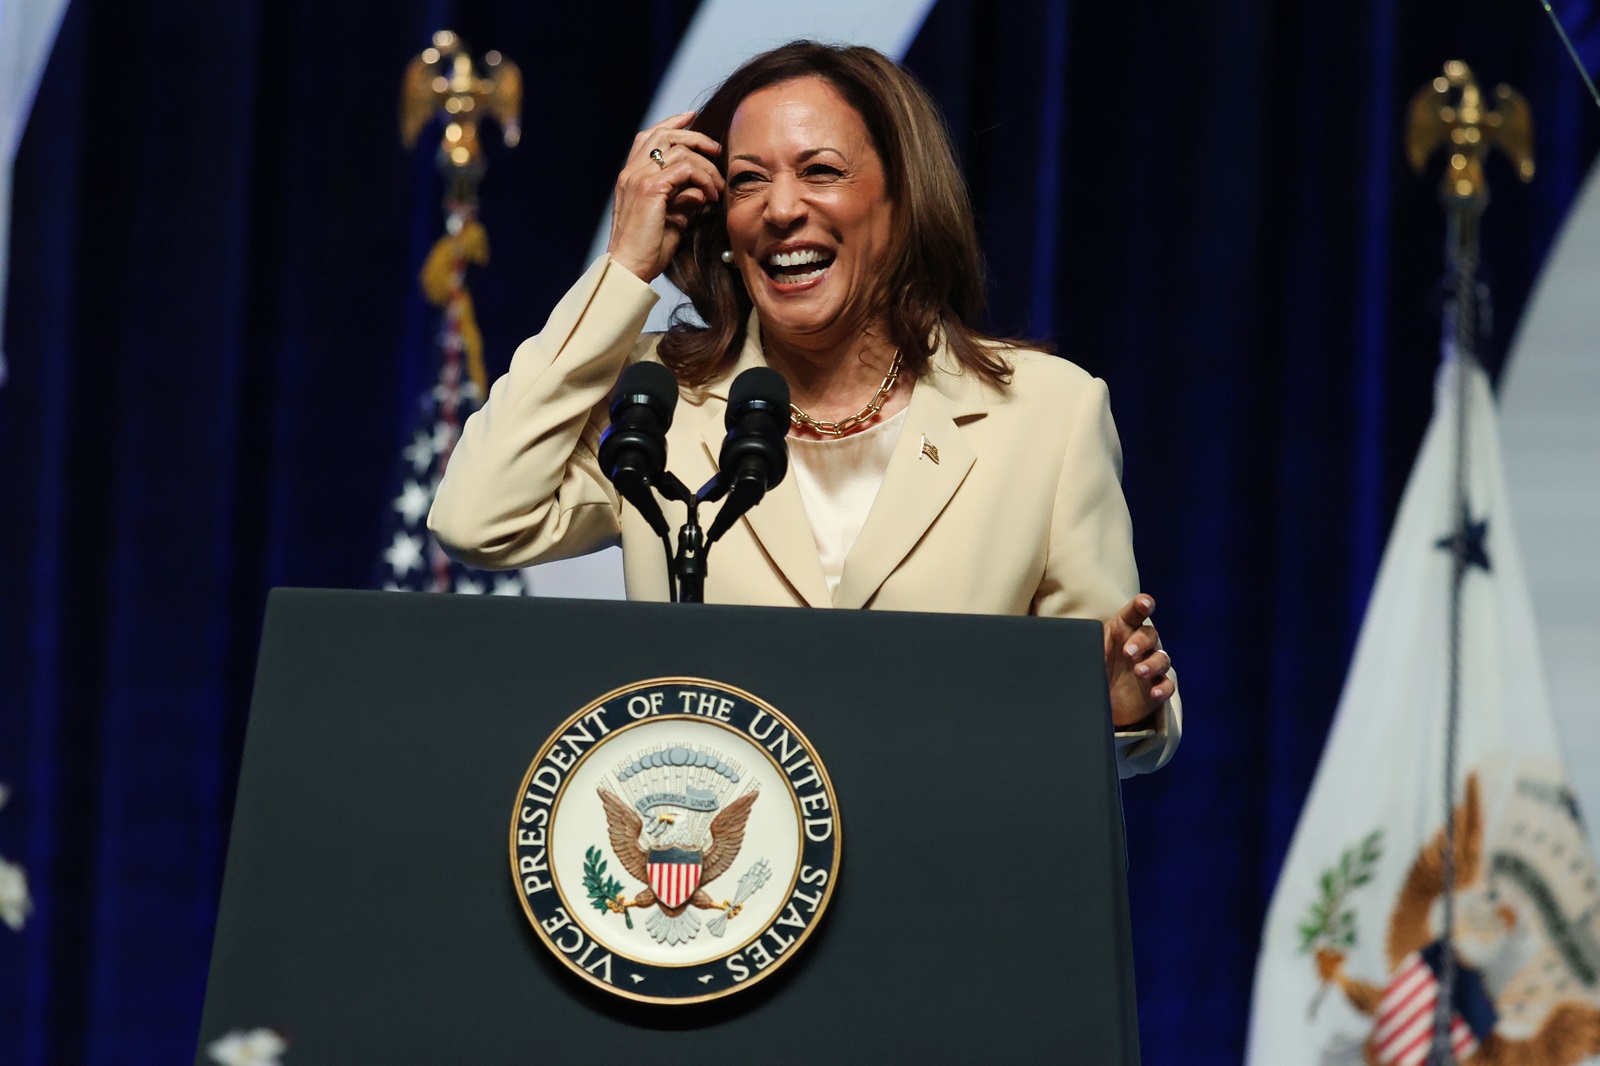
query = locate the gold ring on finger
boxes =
[649,148,666,169]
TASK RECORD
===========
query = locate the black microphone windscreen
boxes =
[726,367,790,422]
[613,361,680,425]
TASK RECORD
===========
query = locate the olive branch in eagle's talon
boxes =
[606,894,646,919]
[1297,829,1382,1018]
[584,846,634,930]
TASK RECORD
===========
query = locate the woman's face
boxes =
[723,77,894,354]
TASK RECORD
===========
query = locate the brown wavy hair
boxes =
[657,41,1017,387]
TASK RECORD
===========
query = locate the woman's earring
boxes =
[720,249,734,264]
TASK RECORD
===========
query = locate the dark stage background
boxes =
[3,1,1598,1061]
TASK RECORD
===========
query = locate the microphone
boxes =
[705,368,790,544]
[598,361,678,537]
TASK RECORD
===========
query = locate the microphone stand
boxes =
[654,474,743,605]
[648,371,790,604]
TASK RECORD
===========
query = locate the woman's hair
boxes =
[657,40,1017,387]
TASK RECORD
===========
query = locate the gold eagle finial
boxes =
[1406,60,1534,207]
[400,30,522,188]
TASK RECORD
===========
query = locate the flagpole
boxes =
[1405,61,1535,1065]
[378,32,523,594]
[1430,150,1476,1066]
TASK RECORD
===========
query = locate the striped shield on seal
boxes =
[648,846,703,909]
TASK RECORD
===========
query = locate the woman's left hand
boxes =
[1103,594,1172,729]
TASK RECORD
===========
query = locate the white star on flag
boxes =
[383,531,424,578]
[455,577,484,595]
[402,431,434,474]
[432,379,476,406]
[392,480,431,527]
[430,420,455,456]
[491,575,525,596]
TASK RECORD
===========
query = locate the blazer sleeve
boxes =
[1033,375,1183,778]
[428,256,659,569]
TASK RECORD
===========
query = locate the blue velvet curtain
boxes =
[1,0,1595,1061]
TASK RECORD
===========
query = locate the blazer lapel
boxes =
[831,374,981,610]
[697,317,993,610]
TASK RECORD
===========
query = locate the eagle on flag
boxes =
[1315,775,1600,1065]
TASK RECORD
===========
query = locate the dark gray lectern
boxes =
[197,589,1139,1063]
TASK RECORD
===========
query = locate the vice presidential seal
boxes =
[509,678,841,1004]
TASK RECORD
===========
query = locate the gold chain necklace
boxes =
[788,350,903,438]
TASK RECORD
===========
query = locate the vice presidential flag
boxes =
[1245,351,1600,1065]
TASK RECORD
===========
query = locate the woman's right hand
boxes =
[607,111,725,283]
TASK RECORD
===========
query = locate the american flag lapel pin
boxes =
[918,434,940,464]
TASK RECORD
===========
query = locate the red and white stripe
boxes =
[649,862,702,909]
[1373,953,1479,1066]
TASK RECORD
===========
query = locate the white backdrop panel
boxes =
[1500,158,1600,846]
[0,0,73,386]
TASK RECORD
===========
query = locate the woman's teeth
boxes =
[764,248,834,284]
[767,248,828,268]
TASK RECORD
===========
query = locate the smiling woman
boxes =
[428,40,1183,777]
[652,44,1010,409]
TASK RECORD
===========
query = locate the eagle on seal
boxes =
[597,786,758,945]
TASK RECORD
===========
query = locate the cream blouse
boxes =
[786,406,910,601]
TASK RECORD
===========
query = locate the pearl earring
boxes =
[720,249,734,264]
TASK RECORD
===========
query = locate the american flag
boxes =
[375,207,530,597]
[1373,941,1497,1066]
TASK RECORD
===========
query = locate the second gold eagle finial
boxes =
[400,29,522,186]
[1406,59,1534,206]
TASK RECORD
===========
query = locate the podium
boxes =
[197,589,1140,1063]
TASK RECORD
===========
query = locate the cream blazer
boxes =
[429,256,1181,775]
